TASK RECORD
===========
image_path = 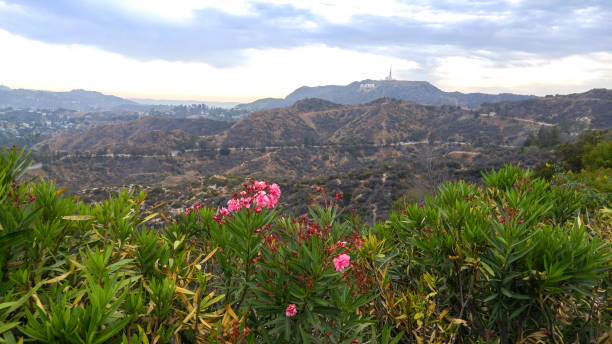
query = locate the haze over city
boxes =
[0,0,610,102]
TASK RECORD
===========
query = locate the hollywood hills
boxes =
[235,79,533,112]
[27,89,610,219]
[478,88,612,128]
[31,89,612,158]
[224,88,611,148]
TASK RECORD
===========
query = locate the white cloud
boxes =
[573,6,605,28]
[433,53,612,95]
[0,29,420,101]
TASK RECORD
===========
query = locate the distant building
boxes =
[479,112,497,117]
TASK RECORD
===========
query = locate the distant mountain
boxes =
[33,89,611,214]
[0,85,139,111]
[235,80,533,112]
[41,89,610,154]
[227,89,611,148]
[225,98,526,148]
[478,88,612,128]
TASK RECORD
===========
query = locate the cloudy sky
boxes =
[0,0,610,101]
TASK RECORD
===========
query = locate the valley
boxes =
[20,88,609,221]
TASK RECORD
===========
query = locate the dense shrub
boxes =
[380,165,611,343]
[0,146,610,343]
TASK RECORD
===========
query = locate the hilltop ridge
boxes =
[0,85,139,111]
[235,79,533,112]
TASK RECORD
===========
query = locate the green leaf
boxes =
[501,288,530,300]
[480,261,495,276]
[0,322,20,335]
[509,304,530,320]
[94,317,131,344]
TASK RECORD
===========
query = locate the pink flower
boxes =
[227,199,241,212]
[255,191,273,208]
[268,196,278,208]
[285,304,297,317]
[218,207,229,216]
[240,197,252,209]
[337,241,347,248]
[333,254,350,271]
[269,183,281,199]
[253,181,266,190]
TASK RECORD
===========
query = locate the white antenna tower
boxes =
[385,65,393,81]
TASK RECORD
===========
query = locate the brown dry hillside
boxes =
[223,98,533,147]
[224,90,611,148]
[39,89,611,155]
[478,88,612,128]
[42,116,232,153]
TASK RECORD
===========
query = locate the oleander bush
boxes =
[0,145,610,343]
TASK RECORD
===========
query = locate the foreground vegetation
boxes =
[0,143,610,343]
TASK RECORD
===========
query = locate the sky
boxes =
[0,0,610,102]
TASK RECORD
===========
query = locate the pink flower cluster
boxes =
[214,181,281,223]
[333,253,351,271]
[184,203,202,215]
[225,181,280,213]
[285,304,297,317]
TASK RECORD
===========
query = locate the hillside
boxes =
[27,89,611,219]
[0,85,139,110]
[230,89,612,148]
[226,98,537,147]
[478,88,612,128]
[41,115,232,153]
[235,80,532,111]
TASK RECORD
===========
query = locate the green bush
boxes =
[0,146,610,344]
[380,164,611,343]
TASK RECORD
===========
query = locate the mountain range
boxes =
[1,80,534,113]
[40,89,612,154]
[225,89,611,147]
[0,85,139,111]
[236,80,533,112]
[28,88,611,219]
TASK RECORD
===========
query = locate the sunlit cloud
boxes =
[434,53,612,95]
[0,0,610,99]
[0,30,419,101]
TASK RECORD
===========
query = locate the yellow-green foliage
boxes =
[582,140,612,170]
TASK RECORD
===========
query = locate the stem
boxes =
[235,264,250,311]
[235,212,253,311]
[194,289,202,340]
